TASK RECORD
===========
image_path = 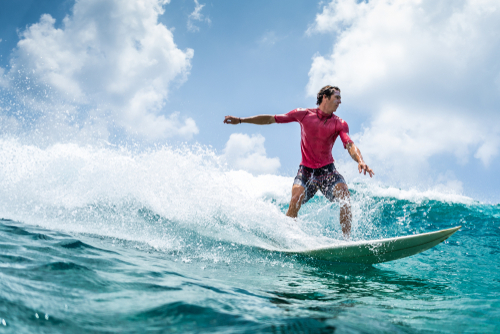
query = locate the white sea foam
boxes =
[350,183,475,205]
[0,138,330,251]
[0,137,478,254]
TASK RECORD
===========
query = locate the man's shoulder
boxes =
[332,114,350,132]
[333,114,348,124]
[291,108,317,115]
[287,108,314,118]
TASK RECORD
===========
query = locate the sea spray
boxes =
[0,138,348,253]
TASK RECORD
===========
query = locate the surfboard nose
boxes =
[284,226,463,264]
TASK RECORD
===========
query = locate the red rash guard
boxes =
[274,108,353,169]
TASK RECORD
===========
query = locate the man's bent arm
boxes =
[346,142,375,177]
[224,115,276,125]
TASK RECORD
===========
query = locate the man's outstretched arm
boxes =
[224,115,276,125]
[346,142,375,177]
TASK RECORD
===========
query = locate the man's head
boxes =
[316,85,341,106]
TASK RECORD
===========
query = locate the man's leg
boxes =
[286,184,306,218]
[334,182,351,237]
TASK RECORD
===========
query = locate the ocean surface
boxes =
[0,138,499,333]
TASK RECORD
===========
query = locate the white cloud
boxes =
[351,106,486,167]
[307,0,500,174]
[187,0,211,32]
[3,0,197,141]
[222,133,281,175]
[306,0,365,35]
[474,137,500,166]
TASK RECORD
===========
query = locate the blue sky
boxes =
[1,0,500,203]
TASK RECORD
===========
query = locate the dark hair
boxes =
[316,85,340,105]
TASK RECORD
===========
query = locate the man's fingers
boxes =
[224,116,238,124]
[358,163,375,177]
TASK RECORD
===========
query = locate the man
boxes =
[223,85,374,238]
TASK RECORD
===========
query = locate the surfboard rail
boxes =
[281,226,461,264]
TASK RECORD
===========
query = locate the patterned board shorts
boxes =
[293,163,346,204]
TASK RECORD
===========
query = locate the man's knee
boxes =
[290,185,305,204]
[334,183,350,203]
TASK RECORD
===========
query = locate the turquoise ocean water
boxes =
[0,139,499,333]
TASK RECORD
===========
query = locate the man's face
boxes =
[325,91,341,112]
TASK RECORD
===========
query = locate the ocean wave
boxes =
[0,138,492,255]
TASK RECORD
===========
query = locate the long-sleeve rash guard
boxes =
[274,108,353,169]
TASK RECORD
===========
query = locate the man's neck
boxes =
[318,106,335,115]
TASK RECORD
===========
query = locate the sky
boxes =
[1,0,499,203]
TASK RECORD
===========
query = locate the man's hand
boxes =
[358,162,374,177]
[224,116,241,124]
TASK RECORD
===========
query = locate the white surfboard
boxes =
[282,226,461,264]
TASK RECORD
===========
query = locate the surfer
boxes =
[223,85,374,238]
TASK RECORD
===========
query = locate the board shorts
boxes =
[293,163,346,204]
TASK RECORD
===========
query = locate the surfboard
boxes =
[282,226,461,264]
